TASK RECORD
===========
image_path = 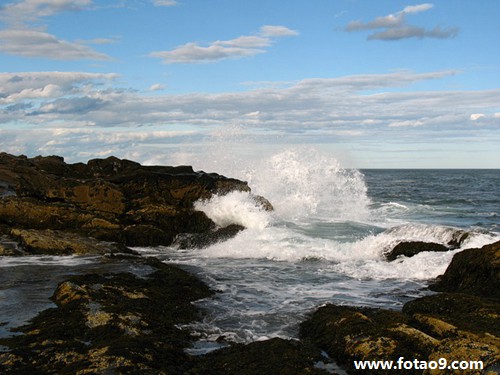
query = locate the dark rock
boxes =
[446,230,470,248]
[301,240,500,374]
[0,257,213,374]
[124,224,174,247]
[403,293,500,337]
[0,152,265,249]
[300,304,436,374]
[173,224,245,249]
[385,241,450,262]
[300,300,500,375]
[188,338,330,375]
[9,228,132,255]
[430,241,499,299]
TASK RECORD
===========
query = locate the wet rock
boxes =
[0,235,23,256]
[430,241,499,299]
[300,304,434,374]
[302,239,500,374]
[0,257,213,374]
[172,224,245,249]
[252,194,274,211]
[188,338,330,375]
[300,299,500,374]
[385,241,450,262]
[403,293,500,337]
[0,152,265,249]
[10,228,132,255]
[403,293,500,374]
[446,230,470,248]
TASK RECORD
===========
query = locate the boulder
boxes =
[9,228,131,256]
[300,304,435,374]
[300,299,500,375]
[430,241,500,299]
[0,153,264,249]
[172,224,245,249]
[385,241,450,262]
[302,240,500,374]
[187,338,329,375]
[0,257,213,374]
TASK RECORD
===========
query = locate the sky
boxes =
[0,0,499,169]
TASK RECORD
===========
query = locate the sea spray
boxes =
[246,148,370,222]
[194,191,272,230]
[147,136,500,347]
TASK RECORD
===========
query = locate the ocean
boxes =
[138,148,499,353]
[1,147,499,354]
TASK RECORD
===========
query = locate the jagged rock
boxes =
[301,240,500,374]
[0,235,23,256]
[300,299,500,375]
[403,293,500,337]
[300,304,434,374]
[0,257,213,374]
[430,241,499,299]
[187,338,330,375]
[385,241,450,261]
[0,152,264,249]
[172,224,245,249]
[9,228,131,255]
[446,230,470,248]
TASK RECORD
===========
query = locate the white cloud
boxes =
[0,72,117,103]
[150,25,298,64]
[402,4,434,14]
[345,3,458,41]
[149,83,165,91]
[1,69,499,164]
[0,0,92,26]
[259,25,299,37]
[153,0,177,6]
[0,0,111,60]
[470,113,485,121]
[0,29,111,60]
[470,113,500,126]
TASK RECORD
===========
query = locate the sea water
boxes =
[135,147,499,352]
[0,146,498,350]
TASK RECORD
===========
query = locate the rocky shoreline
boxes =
[0,153,498,374]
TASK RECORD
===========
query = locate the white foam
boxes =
[245,148,371,222]
[0,255,99,267]
[195,191,272,230]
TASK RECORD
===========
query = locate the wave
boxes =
[191,184,498,281]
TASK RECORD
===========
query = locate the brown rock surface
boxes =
[430,240,500,299]
[0,152,267,248]
[301,241,500,374]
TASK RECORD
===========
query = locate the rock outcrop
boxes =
[430,241,499,299]
[385,241,450,262]
[301,241,500,374]
[0,152,270,250]
[0,256,213,374]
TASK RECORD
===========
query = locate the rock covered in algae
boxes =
[0,152,271,249]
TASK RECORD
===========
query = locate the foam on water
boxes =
[194,191,272,230]
[162,140,499,347]
[245,148,370,222]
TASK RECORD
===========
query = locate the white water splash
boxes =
[194,191,272,230]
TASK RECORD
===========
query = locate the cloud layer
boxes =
[1,69,499,165]
[345,3,458,41]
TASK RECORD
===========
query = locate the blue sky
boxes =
[0,0,499,168]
